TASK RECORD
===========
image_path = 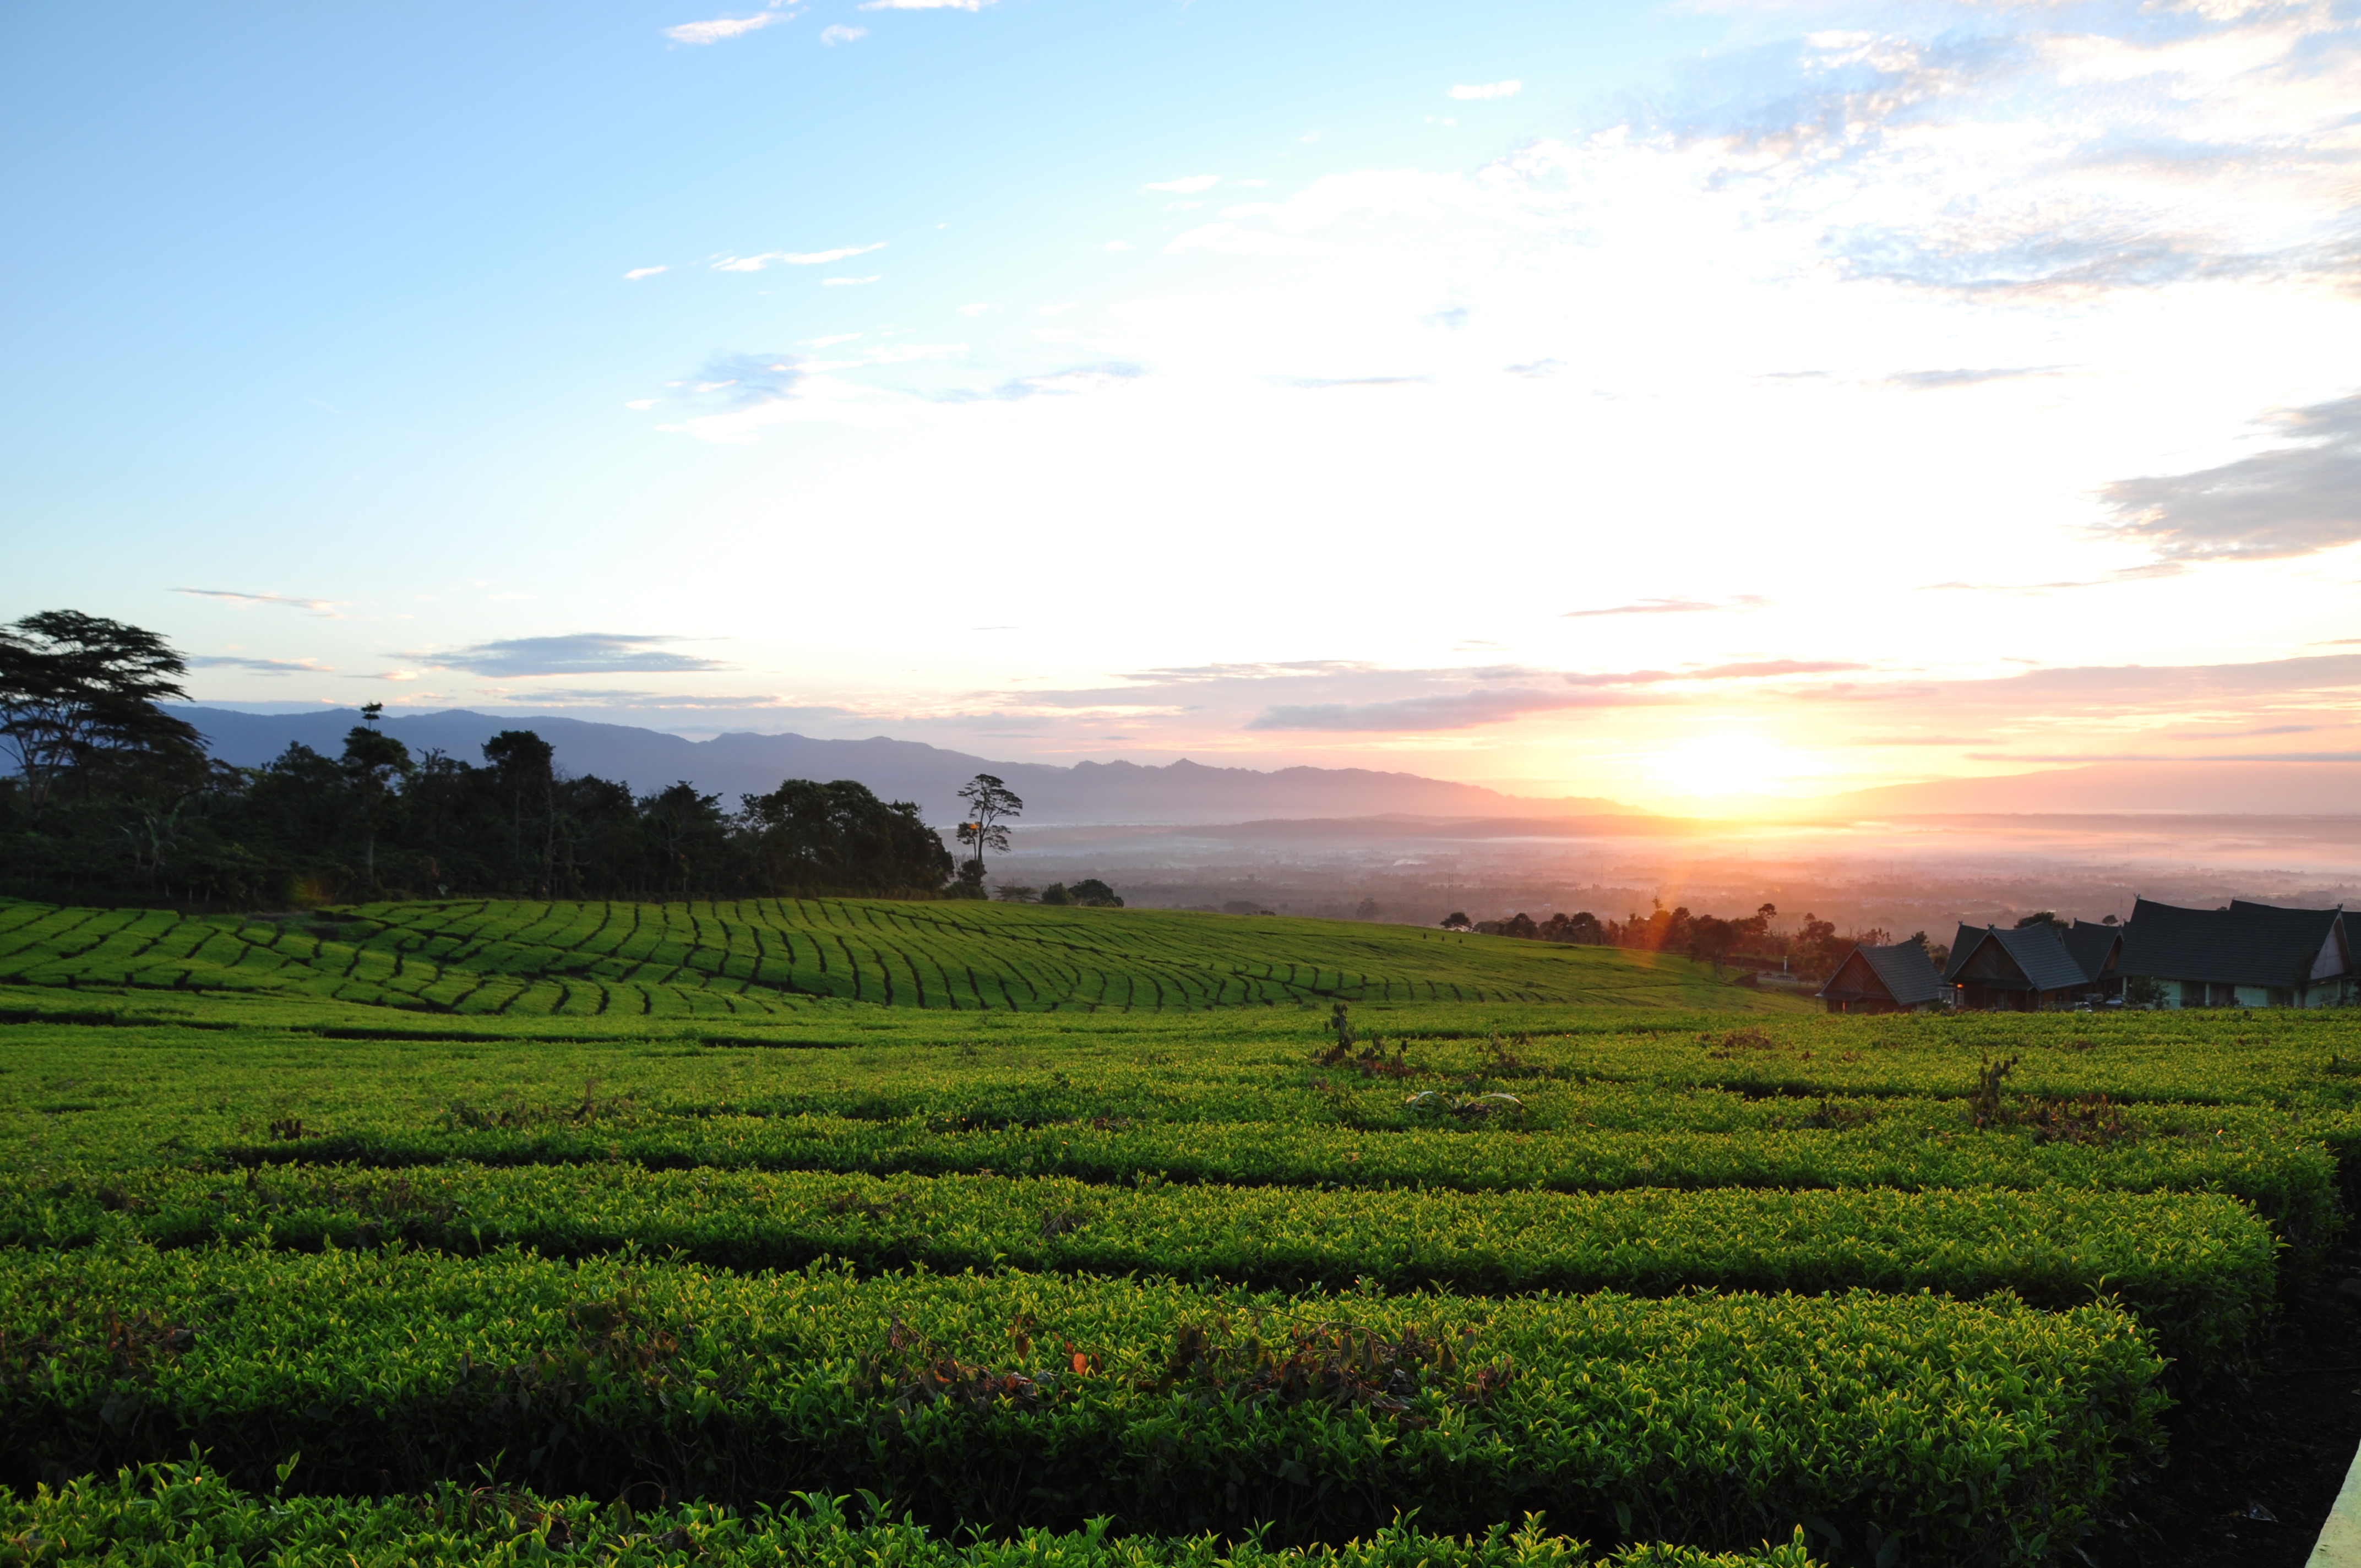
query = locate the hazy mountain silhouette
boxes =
[176,707,1638,825]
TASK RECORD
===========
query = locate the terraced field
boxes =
[0,897,1782,1017]
[4,895,2360,1565]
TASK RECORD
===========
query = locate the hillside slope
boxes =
[0,897,1796,1021]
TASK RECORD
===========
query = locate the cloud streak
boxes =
[1562,596,1770,618]
[175,589,340,614]
[418,634,735,677]
[188,655,333,675]
[663,12,791,44]
[712,242,884,271]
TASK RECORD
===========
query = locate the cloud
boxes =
[1562,596,1770,618]
[1145,175,1220,194]
[712,242,884,271]
[935,362,1147,404]
[1237,657,1873,731]
[175,588,340,614]
[1448,80,1521,100]
[1880,366,2065,391]
[663,12,790,43]
[188,655,333,675]
[421,634,735,677]
[858,0,989,8]
[2095,392,2361,562]
[1249,687,1619,732]
[1277,374,1434,390]
[1966,750,2361,764]
[820,23,865,42]
[623,265,668,281]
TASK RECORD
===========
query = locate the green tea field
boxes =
[5,896,2361,1566]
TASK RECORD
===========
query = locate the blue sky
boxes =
[6,0,2358,805]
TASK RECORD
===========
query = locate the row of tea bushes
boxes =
[235,1110,2343,1260]
[0,1164,2276,1378]
[2,1461,1825,1568]
[0,1245,2162,1564]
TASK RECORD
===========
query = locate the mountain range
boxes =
[173,707,2361,825]
[173,707,1634,825]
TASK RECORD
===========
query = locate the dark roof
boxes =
[1854,940,1947,1006]
[1944,922,2100,994]
[1941,923,1984,983]
[2060,922,2122,981]
[2120,897,2346,988]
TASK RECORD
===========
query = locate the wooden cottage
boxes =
[1816,939,1949,1014]
[2118,897,2355,1008]
[1941,921,2119,1011]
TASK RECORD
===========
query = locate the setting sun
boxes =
[1646,732,1806,803]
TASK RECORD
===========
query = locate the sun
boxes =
[1646,732,1798,802]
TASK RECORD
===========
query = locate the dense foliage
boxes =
[0,1462,1823,1568]
[7,899,2359,1563]
[0,1246,2162,1559]
[0,612,956,904]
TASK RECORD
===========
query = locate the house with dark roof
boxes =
[1941,920,2120,1011]
[1816,938,1949,1014]
[2118,897,2355,1008]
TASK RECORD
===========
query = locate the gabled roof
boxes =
[1849,940,1947,1006]
[2120,897,2347,988]
[2060,922,2122,981]
[1944,922,2098,994]
[1943,923,1984,983]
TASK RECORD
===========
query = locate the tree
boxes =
[1441,911,1471,930]
[1067,878,1122,907]
[954,773,1022,883]
[743,778,955,895]
[1684,914,1738,974]
[341,704,414,891]
[482,730,556,891]
[0,610,202,819]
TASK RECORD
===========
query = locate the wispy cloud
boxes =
[712,242,884,271]
[1448,80,1520,100]
[1880,366,2064,391]
[2096,391,2361,562]
[1278,374,1433,390]
[418,634,735,678]
[858,0,989,9]
[1248,688,1612,732]
[175,588,341,615]
[1562,596,1770,619]
[623,265,668,281]
[663,11,792,44]
[820,23,865,42]
[188,655,333,675]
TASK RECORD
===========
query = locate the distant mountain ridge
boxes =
[173,707,1638,825]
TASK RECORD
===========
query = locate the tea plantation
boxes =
[6,897,2361,1566]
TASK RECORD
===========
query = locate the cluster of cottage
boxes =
[1816,897,2359,1014]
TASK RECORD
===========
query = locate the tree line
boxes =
[0,611,976,906]
[1443,901,1914,979]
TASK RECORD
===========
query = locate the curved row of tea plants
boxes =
[0,1245,2161,1565]
[0,1163,2276,1374]
[4,1461,1824,1568]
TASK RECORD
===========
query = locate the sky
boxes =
[4,0,2358,809]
